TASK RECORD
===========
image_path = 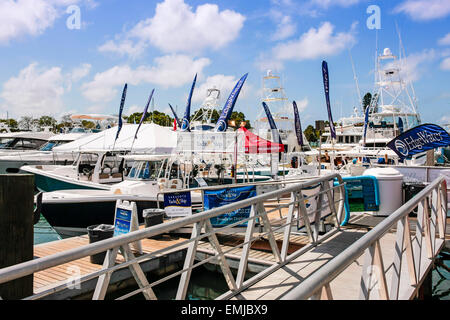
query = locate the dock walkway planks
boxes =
[33,234,188,294]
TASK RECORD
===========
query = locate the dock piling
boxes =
[0,174,34,299]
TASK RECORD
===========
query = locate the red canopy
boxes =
[238,127,284,154]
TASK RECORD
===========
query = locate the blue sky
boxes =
[0,0,449,128]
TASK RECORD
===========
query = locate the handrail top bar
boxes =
[282,176,446,300]
[158,174,327,195]
[0,173,341,285]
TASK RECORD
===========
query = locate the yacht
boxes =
[0,131,90,173]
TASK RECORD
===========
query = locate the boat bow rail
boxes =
[282,176,448,300]
[0,173,346,300]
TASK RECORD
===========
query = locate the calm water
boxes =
[34,214,449,300]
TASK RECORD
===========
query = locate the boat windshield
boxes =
[0,138,14,149]
[0,138,47,150]
[39,140,69,151]
[127,160,163,180]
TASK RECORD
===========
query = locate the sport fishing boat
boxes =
[320,45,425,167]
[40,154,203,238]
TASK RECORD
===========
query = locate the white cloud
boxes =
[0,63,65,117]
[394,49,437,82]
[70,63,91,82]
[273,21,357,62]
[271,15,297,41]
[81,55,211,102]
[438,33,450,46]
[0,0,94,44]
[394,0,450,21]
[310,0,361,9]
[294,98,309,113]
[99,0,245,57]
[440,57,450,71]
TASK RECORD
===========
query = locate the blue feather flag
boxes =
[215,73,248,132]
[322,61,336,140]
[293,101,304,146]
[181,74,197,132]
[134,89,154,140]
[114,83,127,143]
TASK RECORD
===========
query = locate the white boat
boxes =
[20,123,178,191]
[0,131,90,173]
[320,45,426,167]
[39,154,203,238]
[0,131,54,154]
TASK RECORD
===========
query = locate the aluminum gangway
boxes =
[0,173,446,300]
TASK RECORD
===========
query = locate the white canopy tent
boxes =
[53,123,177,154]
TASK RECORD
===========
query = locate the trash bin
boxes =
[143,209,165,239]
[403,182,427,215]
[87,224,115,265]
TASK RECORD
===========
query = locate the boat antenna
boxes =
[348,49,363,115]
[395,21,419,120]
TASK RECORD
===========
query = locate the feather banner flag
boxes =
[322,61,336,139]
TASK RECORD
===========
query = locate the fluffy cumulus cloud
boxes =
[394,0,450,21]
[272,22,357,62]
[0,63,65,117]
[0,0,94,44]
[440,57,450,71]
[271,13,297,41]
[397,49,437,82]
[310,0,361,9]
[438,33,450,46]
[99,0,245,57]
[81,55,211,102]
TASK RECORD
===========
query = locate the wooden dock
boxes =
[33,233,189,298]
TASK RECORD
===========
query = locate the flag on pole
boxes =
[181,74,197,132]
[293,101,304,146]
[215,73,248,132]
[114,83,128,144]
[134,89,154,140]
[322,61,336,139]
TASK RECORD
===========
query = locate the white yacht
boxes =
[0,131,90,173]
[321,46,424,167]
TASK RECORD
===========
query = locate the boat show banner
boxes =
[321,61,336,140]
[293,100,304,146]
[204,186,256,227]
[215,73,248,132]
[387,123,450,159]
[363,105,370,145]
[114,83,128,143]
[181,74,197,132]
[163,191,192,217]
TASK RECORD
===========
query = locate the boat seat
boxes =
[111,167,119,174]
[102,167,111,174]
[158,178,168,188]
[168,179,182,190]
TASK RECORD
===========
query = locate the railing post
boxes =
[257,203,282,263]
[176,221,204,300]
[92,247,119,300]
[204,220,237,292]
[280,192,296,261]
[236,204,257,288]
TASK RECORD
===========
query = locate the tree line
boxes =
[0,109,252,133]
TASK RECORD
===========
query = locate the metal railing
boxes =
[0,173,345,300]
[282,176,448,300]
